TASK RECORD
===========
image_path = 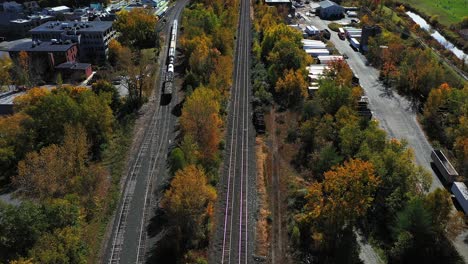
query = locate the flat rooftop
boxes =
[30,21,113,33]
[56,62,91,70]
[9,41,76,52]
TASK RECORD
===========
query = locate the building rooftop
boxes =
[30,21,113,33]
[56,61,91,70]
[319,0,339,8]
[9,40,76,52]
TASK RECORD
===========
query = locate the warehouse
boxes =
[316,0,344,20]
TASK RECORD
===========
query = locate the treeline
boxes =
[364,6,467,178]
[252,3,464,264]
[0,83,132,263]
[152,0,238,262]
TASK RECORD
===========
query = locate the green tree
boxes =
[29,227,87,264]
[317,79,353,115]
[0,202,48,261]
[169,148,186,175]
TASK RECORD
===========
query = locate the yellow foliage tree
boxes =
[161,165,217,245]
[180,87,222,162]
[275,69,308,108]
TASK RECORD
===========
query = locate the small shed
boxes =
[55,62,92,82]
[317,0,344,20]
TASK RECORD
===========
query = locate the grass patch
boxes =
[328,22,341,32]
[398,0,467,26]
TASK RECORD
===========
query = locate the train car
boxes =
[162,20,179,104]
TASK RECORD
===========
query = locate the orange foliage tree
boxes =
[301,159,380,242]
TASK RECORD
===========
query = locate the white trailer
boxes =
[317,55,344,64]
[303,43,327,49]
[349,38,360,50]
[305,25,320,36]
[304,48,330,57]
[452,182,468,214]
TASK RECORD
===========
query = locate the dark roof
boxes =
[319,0,339,8]
[55,62,91,70]
[30,21,113,33]
[9,41,76,52]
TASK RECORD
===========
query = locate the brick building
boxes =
[29,21,116,62]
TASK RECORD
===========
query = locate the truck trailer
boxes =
[431,149,459,183]
[451,182,468,214]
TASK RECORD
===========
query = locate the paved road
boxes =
[210,0,257,263]
[103,1,187,263]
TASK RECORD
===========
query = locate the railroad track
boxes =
[216,0,253,262]
[106,1,187,263]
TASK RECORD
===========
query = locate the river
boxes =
[406,11,467,63]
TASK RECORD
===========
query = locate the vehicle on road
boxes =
[431,149,459,183]
[451,182,468,214]
[349,37,360,51]
[322,29,331,39]
[338,28,345,40]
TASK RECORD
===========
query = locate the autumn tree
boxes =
[0,113,29,180]
[108,39,124,66]
[15,86,113,157]
[13,125,109,216]
[275,69,308,108]
[113,8,158,49]
[0,55,12,90]
[161,165,217,248]
[14,51,31,86]
[298,159,379,260]
[180,87,222,164]
[29,227,87,264]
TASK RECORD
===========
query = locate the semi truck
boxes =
[431,149,459,183]
[349,37,360,51]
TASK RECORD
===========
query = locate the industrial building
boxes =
[30,21,116,62]
[317,0,344,20]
